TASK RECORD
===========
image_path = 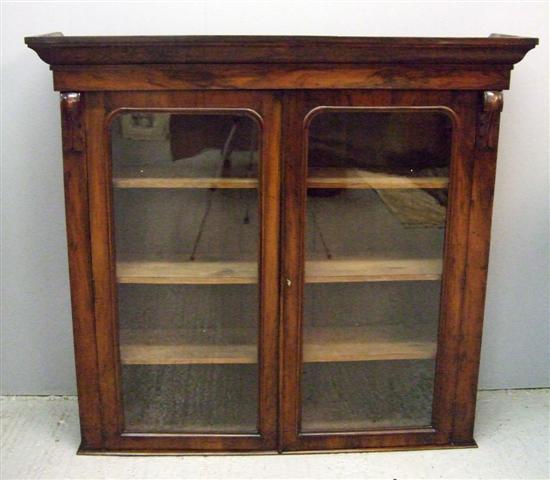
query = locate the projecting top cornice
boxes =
[25,34,538,66]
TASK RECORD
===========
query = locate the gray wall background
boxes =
[1,1,548,395]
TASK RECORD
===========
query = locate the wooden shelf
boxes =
[120,328,257,365]
[117,258,257,284]
[113,166,257,189]
[306,257,442,283]
[112,166,447,190]
[116,256,442,285]
[304,324,436,362]
[308,168,448,189]
[120,323,437,365]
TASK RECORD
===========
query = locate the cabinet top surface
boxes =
[25,33,538,66]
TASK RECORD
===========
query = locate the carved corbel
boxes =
[477,91,504,150]
[60,92,85,153]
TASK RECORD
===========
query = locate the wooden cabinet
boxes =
[26,34,537,454]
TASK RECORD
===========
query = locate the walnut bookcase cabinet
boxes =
[26,34,537,455]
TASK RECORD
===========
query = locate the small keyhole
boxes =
[286,279,292,287]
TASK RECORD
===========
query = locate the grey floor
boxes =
[1,389,548,480]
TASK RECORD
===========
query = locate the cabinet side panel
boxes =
[452,92,502,444]
[430,92,478,437]
[60,92,103,449]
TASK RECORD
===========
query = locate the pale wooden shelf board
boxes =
[112,167,448,190]
[306,257,443,283]
[117,259,258,285]
[120,328,257,365]
[308,168,449,189]
[120,324,437,365]
[112,165,258,189]
[116,257,442,284]
[113,176,258,189]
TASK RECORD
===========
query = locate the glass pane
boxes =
[301,110,452,432]
[111,112,260,433]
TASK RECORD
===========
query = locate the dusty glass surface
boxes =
[111,112,261,433]
[301,111,452,432]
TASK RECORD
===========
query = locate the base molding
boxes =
[77,440,477,456]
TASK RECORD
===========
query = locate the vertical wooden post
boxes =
[452,91,503,444]
[60,92,103,450]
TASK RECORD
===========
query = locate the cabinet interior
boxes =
[111,111,449,434]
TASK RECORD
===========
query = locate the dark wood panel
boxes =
[103,434,266,453]
[292,429,452,451]
[451,92,502,444]
[85,91,121,444]
[103,90,270,110]
[256,92,282,448]
[431,93,478,438]
[60,92,103,450]
[25,34,538,65]
[52,64,511,92]
[280,90,307,451]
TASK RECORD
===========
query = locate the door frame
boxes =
[279,90,480,452]
[83,90,281,453]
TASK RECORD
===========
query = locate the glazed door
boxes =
[281,91,478,451]
[88,92,280,452]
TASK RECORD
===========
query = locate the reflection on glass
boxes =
[301,111,452,432]
[111,112,261,433]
